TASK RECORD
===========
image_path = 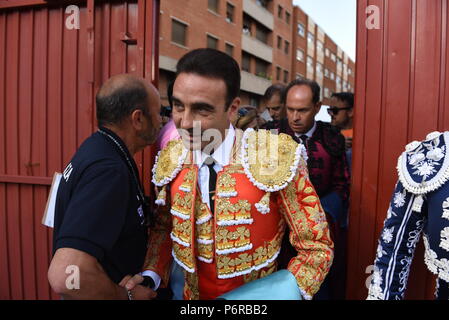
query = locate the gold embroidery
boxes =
[235,253,252,271]
[172,218,192,244]
[216,198,252,223]
[217,256,236,275]
[216,235,282,278]
[252,246,268,266]
[193,193,214,262]
[172,192,193,217]
[216,172,237,196]
[216,226,251,251]
[234,200,252,220]
[184,270,199,300]
[279,171,334,299]
[153,139,187,186]
[173,242,195,271]
[180,168,196,191]
[197,242,214,261]
[243,130,299,190]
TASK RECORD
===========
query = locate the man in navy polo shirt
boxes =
[48,74,161,300]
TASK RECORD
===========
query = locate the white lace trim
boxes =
[423,235,449,283]
[216,218,254,226]
[171,249,195,273]
[255,202,270,214]
[217,191,238,198]
[179,186,191,192]
[216,243,253,255]
[240,128,304,193]
[197,256,213,264]
[170,208,190,220]
[440,227,449,253]
[196,214,212,225]
[170,232,190,247]
[151,143,188,187]
[397,132,449,195]
[197,238,214,245]
[217,248,280,280]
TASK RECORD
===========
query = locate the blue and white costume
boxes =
[368,131,449,300]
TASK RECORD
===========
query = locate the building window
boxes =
[296,48,304,62]
[348,68,352,75]
[171,19,187,46]
[255,58,269,78]
[277,35,282,49]
[285,11,291,24]
[307,31,314,43]
[242,53,251,72]
[256,25,269,44]
[307,56,313,68]
[317,40,324,52]
[331,53,336,62]
[208,0,219,13]
[297,23,305,37]
[207,34,218,49]
[296,73,304,80]
[324,68,329,78]
[278,5,283,19]
[283,70,289,83]
[256,0,269,9]
[226,2,234,23]
[325,48,330,57]
[330,72,335,80]
[276,66,281,81]
[284,40,290,54]
[336,76,341,84]
[324,87,330,98]
[316,62,323,75]
[225,43,234,57]
[250,96,259,107]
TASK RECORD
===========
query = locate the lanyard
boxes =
[98,129,149,225]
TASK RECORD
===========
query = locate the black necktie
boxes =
[300,135,308,148]
[205,157,217,215]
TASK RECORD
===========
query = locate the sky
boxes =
[293,0,357,61]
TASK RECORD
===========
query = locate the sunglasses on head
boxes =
[327,106,352,116]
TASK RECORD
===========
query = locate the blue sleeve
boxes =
[368,181,426,300]
[54,161,130,261]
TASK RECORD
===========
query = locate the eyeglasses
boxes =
[327,106,352,116]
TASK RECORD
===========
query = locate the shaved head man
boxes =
[48,74,161,300]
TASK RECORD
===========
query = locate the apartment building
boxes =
[159,0,355,107]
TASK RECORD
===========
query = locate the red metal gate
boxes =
[347,0,449,299]
[0,0,159,299]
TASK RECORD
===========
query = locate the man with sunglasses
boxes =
[328,92,354,150]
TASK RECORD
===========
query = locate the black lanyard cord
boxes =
[98,129,150,225]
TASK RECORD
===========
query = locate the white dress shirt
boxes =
[142,124,236,290]
[294,121,317,148]
[193,124,235,209]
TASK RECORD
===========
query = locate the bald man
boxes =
[48,74,161,299]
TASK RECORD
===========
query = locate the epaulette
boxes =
[397,131,449,211]
[240,128,307,214]
[152,139,188,205]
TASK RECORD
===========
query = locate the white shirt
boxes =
[193,124,235,209]
[142,125,235,289]
[294,121,317,147]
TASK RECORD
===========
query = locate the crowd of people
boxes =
[48,48,449,300]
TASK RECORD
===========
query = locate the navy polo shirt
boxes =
[52,127,148,284]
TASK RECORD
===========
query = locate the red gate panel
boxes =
[0,0,159,300]
[347,0,448,299]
